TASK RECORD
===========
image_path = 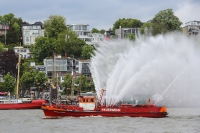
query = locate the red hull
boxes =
[0,99,46,110]
[42,104,168,118]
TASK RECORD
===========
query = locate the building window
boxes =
[26,37,29,42]
[25,31,30,36]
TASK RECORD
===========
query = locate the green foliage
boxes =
[61,74,72,95]
[3,72,15,92]
[34,71,48,88]
[43,15,67,39]
[113,18,143,32]
[20,71,35,89]
[81,45,94,59]
[57,29,87,58]
[30,36,58,62]
[91,28,105,34]
[91,28,99,33]
[74,75,88,92]
[99,29,106,34]
[140,22,153,35]
[6,44,18,50]
[0,13,23,45]
[151,9,182,35]
[125,34,135,41]
[0,13,15,25]
[6,26,20,44]
[20,69,47,91]
[0,43,5,53]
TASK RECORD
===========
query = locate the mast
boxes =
[71,57,74,100]
[79,74,82,95]
[16,45,21,99]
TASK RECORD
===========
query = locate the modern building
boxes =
[43,56,91,84]
[75,59,91,78]
[67,24,105,46]
[183,20,200,37]
[21,22,44,45]
[115,27,140,39]
[67,24,92,44]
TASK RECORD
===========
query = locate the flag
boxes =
[65,53,68,58]
[3,25,9,30]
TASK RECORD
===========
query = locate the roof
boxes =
[21,21,43,28]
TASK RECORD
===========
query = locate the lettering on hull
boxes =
[101,108,121,112]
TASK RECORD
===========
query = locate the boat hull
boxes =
[0,99,46,110]
[42,105,168,118]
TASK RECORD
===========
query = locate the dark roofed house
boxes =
[21,21,44,45]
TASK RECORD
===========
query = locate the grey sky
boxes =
[1,0,199,30]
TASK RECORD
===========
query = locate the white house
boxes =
[67,24,105,46]
[13,46,32,59]
[183,20,200,37]
[22,22,44,45]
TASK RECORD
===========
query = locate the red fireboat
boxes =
[41,89,168,118]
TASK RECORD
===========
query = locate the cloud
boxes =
[0,0,200,30]
[175,1,200,26]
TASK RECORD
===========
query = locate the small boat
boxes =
[0,46,46,110]
[0,98,46,110]
[41,90,168,118]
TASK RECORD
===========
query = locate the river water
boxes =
[0,108,199,133]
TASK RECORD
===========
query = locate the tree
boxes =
[30,36,58,62]
[43,15,68,39]
[0,43,5,53]
[6,26,19,44]
[88,79,95,92]
[81,44,94,59]
[33,71,48,93]
[0,13,14,25]
[99,29,106,34]
[140,22,153,35]
[151,9,182,35]
[0,50,18,78]
[125,34,135,41]
[74,75,88,92]
[113,18,143,33]
[57,29,87,58]
[20,70,47,97]
[3,72,15,92]
[20,71,34,91]
[91,28,99,33]
[0,13,23,45]
[61,74,72,95]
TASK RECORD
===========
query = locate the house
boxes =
[67,24,105,46]
[183,20,200,37]
[75,59,91,78]
[0,24,9,36]
[21,22,44,45]
[43,56,92,84]
[115,27,140,39]
[13,46,32,59]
